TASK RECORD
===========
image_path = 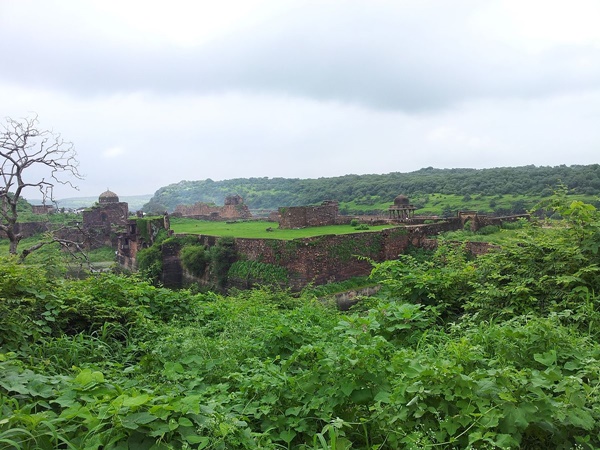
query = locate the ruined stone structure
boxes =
[31,205,55,215]
[174,195,251,220]
[388,194,417,220]
[82,190,129,247]
[116,188,530,291]
[278,200,341,229]
[117,216,170,271]
[83,190,128,231]
[149,217,514,290]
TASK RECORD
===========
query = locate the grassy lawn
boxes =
[0,235,115,265]
[170,218,398,240]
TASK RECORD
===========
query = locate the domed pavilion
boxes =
[388,194,416,220]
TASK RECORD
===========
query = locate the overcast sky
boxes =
[2,0,600,199]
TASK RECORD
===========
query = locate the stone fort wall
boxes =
[278,201,342,229]
[121,213,528,290]
[160,219,477,289]
[174,203,251,220]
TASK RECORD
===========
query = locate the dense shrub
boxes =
[180,244,209,276]
[3,194,600,449]
[136,245,162,284]
[210,237,237,287]
[477,224,501,235]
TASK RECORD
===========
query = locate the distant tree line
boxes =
[143,164,600,213]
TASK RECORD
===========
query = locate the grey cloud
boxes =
[2,1,600,112]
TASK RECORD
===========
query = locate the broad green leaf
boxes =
[123,394,151,407]
[533,350,557,367]
[279,429,296,443]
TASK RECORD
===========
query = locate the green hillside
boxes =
[143,164,600,214]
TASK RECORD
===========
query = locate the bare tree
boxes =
[0,115,83,255]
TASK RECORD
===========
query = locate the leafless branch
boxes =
[1,114,82,255]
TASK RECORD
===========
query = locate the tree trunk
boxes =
[9,238,18,255]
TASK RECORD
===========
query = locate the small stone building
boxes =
[82,190,129,244]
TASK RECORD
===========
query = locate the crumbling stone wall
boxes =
[160,239,184,288]
[118,213,528,291]
[457,212,529,231]
[192,227,412,289]
[31,205,55,214]
[0,221,49,239]
[83,202,128,231]
[117,217,169,270]
[174,196,251,220]
[278,201,339,229]
[478,214,530,228]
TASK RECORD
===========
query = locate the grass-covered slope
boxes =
[143,164,600,214]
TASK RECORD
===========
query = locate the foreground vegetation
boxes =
[2,195,600,448]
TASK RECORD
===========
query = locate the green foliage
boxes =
[136,245,163,284]
[210,237,237,288]
[144,164,600,213]
[477,224,501,235]
[501,218,526,230]
[180,244,210,277]
[4,194,600,449]
[86,245,116,263]
[303,276,375,297]
[228,260,289,285]
[371,244,475,322]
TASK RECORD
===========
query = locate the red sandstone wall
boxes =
[141,214,527,290]
[174,202,251,220]
[83,202,128,230]
[229,228,410,288]
[278,204,339,229]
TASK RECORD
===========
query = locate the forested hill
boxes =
[143,164,600,213]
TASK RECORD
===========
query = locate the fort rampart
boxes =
[158,218,511,289]
[278,201,343,229]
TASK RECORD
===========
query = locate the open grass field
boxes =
[170,217,397,239]
[341,193,600,215]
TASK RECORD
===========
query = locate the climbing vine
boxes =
[228,260,289,285]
